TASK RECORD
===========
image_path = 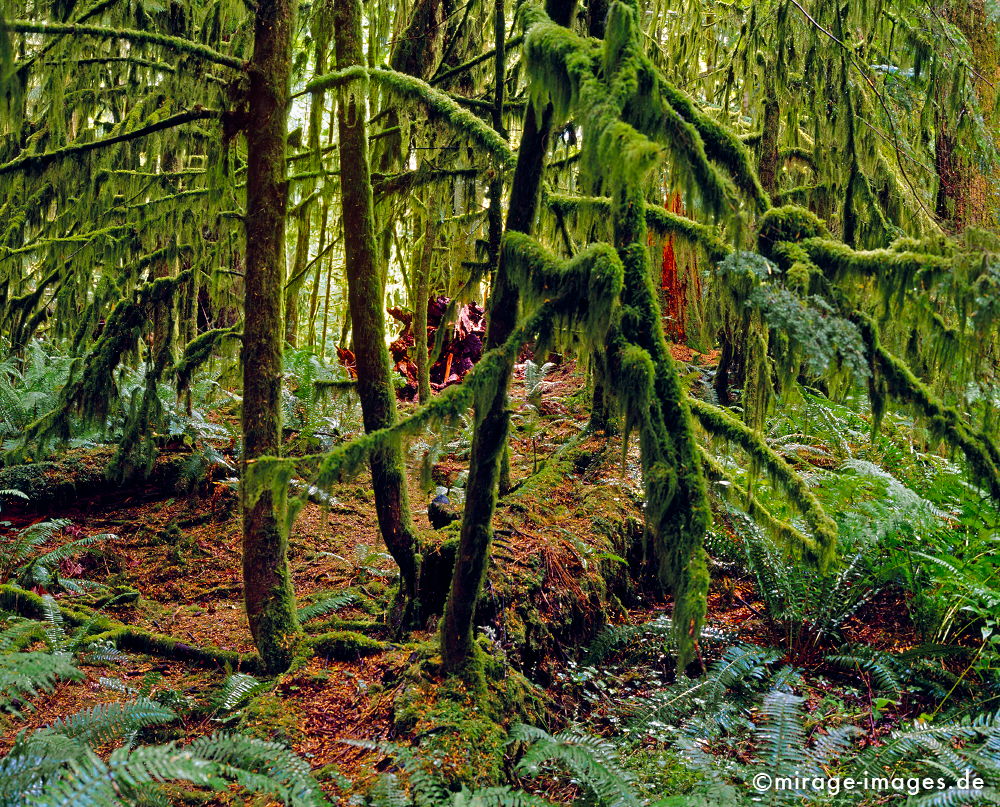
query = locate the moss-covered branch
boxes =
[2,21,244,68]
[0,585,262,672]
[688,396,837,569]
[174,323,242,394]
[855,314,1000,503]
[698,447,822,560]
[306,66,514,166]
[654,76,770,212]
[546,192,732,261]
[0,109,221,176]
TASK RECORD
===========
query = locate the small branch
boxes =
[430,35,523,86]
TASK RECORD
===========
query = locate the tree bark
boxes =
[756,87,780,197]
[241,0,300,674]
[334,0,421,612]
[439,0,577,673]
[413,202,436,404]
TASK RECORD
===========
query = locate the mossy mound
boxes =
[391,640,546,787]
[481,437,646,682]
[307,630,389,660]
[0,446,194,510]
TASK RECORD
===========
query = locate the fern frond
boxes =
[214,673,271,712]
[512,725,640,807]
[297,592,355,622]
[42,698,177,747]
[186,731,329,806]
[0,651,82,714]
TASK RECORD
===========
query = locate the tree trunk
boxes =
[413,202,436,404]
[241,0,300,674]
[284,206,310,346]
[439,0,577,673]
[756,87,780,197]
[306,202,328,348]
[334,0,421,612]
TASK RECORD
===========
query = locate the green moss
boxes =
[240,693,304,746]
[307,630,388,660]
[392,641,545,787]
[757,205,830,260]
[623,746,708,801]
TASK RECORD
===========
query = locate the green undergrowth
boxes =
[482,437,648,680]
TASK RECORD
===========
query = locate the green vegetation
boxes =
[1,0,1000,802]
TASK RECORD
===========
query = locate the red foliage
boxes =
[658,192,700,343]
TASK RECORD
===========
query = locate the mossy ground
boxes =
[0,357,929,801]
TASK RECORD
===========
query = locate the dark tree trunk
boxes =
[334,0,421,612]
[756,89,780,197]
[439,0,578,674]
[242,0,300,674]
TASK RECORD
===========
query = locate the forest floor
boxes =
[0,356,940,803]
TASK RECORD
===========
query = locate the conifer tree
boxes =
[242,0,302,672]
[333,0,421,615]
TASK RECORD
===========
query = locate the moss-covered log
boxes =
[0,585,262,672]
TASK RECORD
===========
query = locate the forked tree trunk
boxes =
[241,0,301,674]
[334,0,421,612]
[439,0,578,673]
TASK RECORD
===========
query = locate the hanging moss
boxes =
[757,204,831,260]
[547,192,732,261]
[306,66,515,167]
[688,397,837,569]
[1,20,245,68]
[8,269,192,461]
[855,313,1000,503]
[174,323,242,395]
[0,109,222,176]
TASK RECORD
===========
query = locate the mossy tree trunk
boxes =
[285,206,311,346]
[439,0,578,673]
[756,85,780,197]
[334,0,421,613]
[241,0,301,674]
[413,199,436,404]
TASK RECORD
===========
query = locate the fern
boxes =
[626,645,784,742]
[213,672,271,713]
[511,725,641,807]
[0,652,83,715]
[0,690,330,806]
[41,698,176,747]
[297,592,355,622]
